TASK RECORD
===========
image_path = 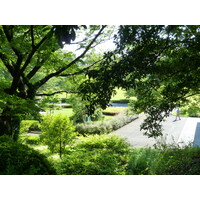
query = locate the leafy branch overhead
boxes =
[79,25,200,137]
[0,25,107,139]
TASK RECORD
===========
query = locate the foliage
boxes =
[0,25,107,139]
[76,112,138,135]
[40,114,77,158]
[180,95,200,117]
[152,147,200,175]
[79,25,200,138]
[126,148,160,175]
[0,135,56,175]
[20,120,40,133]
[70,95,104,123]
[102,107,126,115]
[19,120,41,143]
[23,135,41,145]
[56,134,132,175]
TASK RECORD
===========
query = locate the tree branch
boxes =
[34,25,106,89]
[30,25,35,48]
[59,58,104,77]
[36,90,79,96]
[20,27,54,73]
[0,52,14,75]
[2,25,23,58]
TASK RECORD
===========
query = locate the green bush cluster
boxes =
[20,120,40,133]
[76,113,138,135]
[152,147,200,175]
[126,146,200,175]
[56,134,132,175]
[126,148,160,175]
[0,135,56,175]
[24,135,41,145]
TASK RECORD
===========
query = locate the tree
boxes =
[79,25,200,137]
[40,114,77,158]
[0,25,107,140]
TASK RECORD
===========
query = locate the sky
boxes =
[63,26,117,56]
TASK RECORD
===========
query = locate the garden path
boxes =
[112,114,200,148]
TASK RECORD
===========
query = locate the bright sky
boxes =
[63,26,117,55]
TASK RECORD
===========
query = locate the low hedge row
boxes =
[76,112,138,135]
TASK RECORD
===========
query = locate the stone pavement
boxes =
[112,114,200,148]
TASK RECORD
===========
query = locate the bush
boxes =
[56,134,132,175]
[126,148,160,175]
[20,120,40,133]
[0,135,56,175]
[61,104,72,108]
[24,135,41,145]
[152,147,200,175]
[41,114,77,158]
[76,112,138,135]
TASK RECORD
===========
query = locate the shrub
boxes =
[41,114,77,158]
[19,120,41,144]
[24,135,41,145]
[102,107,126,116]
[61,104,72,108]
[0,135,56,175]
[152,147,200,175]
[20,120,40,133]
[76,112,138,135]
[56,134,132,175]
[126,148,161,175]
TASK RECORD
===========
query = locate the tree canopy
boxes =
[79,25,200,137]
[0,25,107,139]
[1,25,200,139]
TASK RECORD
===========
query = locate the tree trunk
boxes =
[0,107,20,141]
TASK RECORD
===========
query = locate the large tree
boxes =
[79,25,200,137]
[0,25,107,140]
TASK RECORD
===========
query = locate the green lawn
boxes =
[111,88,127,101]
[45,108,74,117]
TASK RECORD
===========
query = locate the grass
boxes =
[44,108,74,117]
[103,107,126,113]
[111,88,127,101]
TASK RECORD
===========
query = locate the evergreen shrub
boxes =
[0,135,56,175]
[56,134,132,175]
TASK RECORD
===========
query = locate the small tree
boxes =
[41,114,77,158]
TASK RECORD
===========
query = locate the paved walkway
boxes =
[112,114,200,148]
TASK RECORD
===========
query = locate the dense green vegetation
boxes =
[0,25,200,175]
[2,132,200,175]
[0,135,55,175]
